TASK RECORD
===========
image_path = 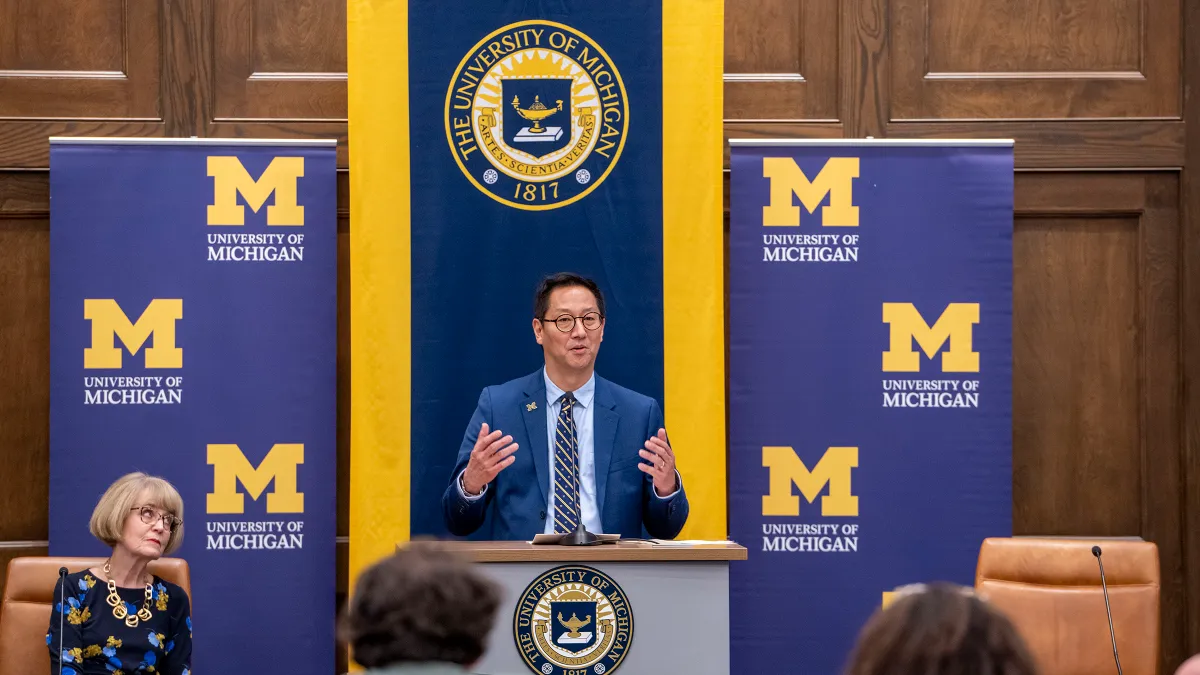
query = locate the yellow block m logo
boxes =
[84,299,182,369]
[762,157,859,227]
[882,303,980,373]
[762,446,858,516]
[207,444,304,514]
[207,156,305,226]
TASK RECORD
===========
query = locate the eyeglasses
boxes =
[131,505,182,531]
[540,312,603,333]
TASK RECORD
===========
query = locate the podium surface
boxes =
[449,540,748,562]
[433,541,746,675]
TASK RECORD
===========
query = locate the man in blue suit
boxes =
[442,273,688,540]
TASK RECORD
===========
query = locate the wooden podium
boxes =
[442,541,747,675]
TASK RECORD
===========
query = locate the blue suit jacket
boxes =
[442,370,689,540]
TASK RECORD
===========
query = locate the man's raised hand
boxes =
[461,422,519,495]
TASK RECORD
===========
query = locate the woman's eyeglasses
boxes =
[131,505,182,531]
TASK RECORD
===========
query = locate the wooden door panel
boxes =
[891,0,1180,119]
[1013,172,1186,669]
[212,0,346,120]
[724,0,838,122]
[0,0,160,119]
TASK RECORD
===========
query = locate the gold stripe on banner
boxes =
[348,0,411,605]
[662,0,726,540]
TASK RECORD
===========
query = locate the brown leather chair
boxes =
[0,557,191,675]
[975,537,1159,675]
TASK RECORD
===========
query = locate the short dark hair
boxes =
[843,583,1038,675]
[533,272,606,319]
[340,541,502,668]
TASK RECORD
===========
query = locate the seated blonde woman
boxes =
[46,473,192,675]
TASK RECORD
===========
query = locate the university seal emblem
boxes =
[513,565,634,675]
[445,21,629,210]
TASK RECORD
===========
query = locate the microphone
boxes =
[57,567,68,675]
[1092,546,1123,675]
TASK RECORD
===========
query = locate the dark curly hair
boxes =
[341,541,502,668]
[843,583,1039,675]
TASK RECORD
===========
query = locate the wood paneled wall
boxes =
[1,1,1197,671]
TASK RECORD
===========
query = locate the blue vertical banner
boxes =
[406,5,666,537]
[728,140,1014,673]
[49,138,337,674]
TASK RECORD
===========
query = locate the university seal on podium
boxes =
[513,565,634,675]
[445,20,629,211]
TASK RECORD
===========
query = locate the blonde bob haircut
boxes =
[89,472,185,556]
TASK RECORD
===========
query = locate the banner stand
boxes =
[727,138,1014,673]
[49,137,338,674]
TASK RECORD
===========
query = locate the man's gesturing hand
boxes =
[638,428,678,497]
[461,423,519,495]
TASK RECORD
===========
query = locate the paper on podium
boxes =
[649,539,736,546]
[530,533,622,544]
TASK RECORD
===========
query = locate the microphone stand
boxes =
[559,520,599,546]
[1092,546,1124,675]
[58,566,68,675]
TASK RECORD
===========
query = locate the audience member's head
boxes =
[90,471,185,557]
[843,582,1038,675]
[341,540,502,670]
[1176,654,1200,675]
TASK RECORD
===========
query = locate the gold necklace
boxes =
[103,560,153,627]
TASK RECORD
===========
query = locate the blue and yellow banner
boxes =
[728,140,1014,672]
[49,138,338,673]
[349,0,725,577]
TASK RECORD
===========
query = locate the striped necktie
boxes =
[552,392,580,533]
